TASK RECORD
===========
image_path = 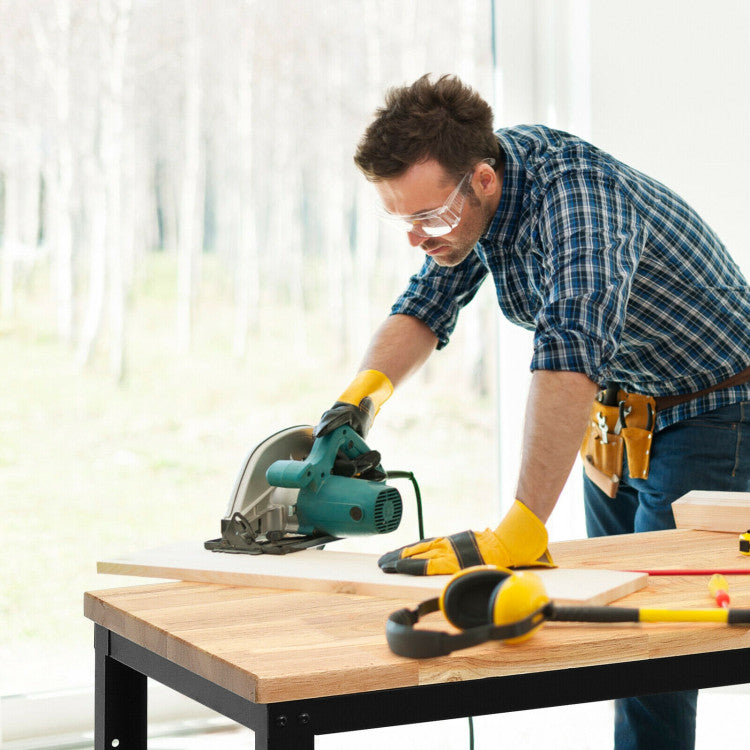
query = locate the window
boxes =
[0,0,497,741]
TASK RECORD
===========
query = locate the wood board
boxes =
[672,490,750,533]
[97,540,647,605]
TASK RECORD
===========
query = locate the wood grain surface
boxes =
[85,530,750,704]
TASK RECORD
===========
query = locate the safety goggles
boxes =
[379,158,494,238]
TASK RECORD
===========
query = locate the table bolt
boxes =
[297,712,311,725]
[275,715,288,728]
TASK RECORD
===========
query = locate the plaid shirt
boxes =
[391,125,750,430]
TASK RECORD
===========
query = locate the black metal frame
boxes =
[95,624,750,750]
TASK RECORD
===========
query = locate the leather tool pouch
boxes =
[618,392,655,480]
[580,401,623,498]
[580,389,656,498]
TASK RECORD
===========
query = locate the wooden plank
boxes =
[97,540,647,606]
[672,490,750,533]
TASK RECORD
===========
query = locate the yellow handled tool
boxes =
[550,604,744,625]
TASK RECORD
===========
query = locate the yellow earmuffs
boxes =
[386,564,750,659]
[387,565,551,658]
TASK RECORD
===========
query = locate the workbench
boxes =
[85,529,750,749]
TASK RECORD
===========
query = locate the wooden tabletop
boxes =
[84,529,750,704]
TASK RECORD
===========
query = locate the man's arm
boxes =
[515,369,598,522]
[313,314,437,438]
[377,367,597,575]
[359,313,439,388]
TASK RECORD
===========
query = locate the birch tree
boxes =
[231,1,259,360]
[32,0,75,343]
[0,17,19,317]
[261,4,307,354]
[176,0,205,353]
[76,0,132,379]
[317,0,349,363]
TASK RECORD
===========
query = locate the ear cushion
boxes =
[489,570,550,643]
[440,566,513,630]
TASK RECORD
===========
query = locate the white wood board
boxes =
[97,541,647,606]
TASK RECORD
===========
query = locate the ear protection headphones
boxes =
[385,565,750,659]
[386,566,552,659]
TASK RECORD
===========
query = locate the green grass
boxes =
[0,252,497,694]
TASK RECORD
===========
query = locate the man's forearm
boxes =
[359,313,438,388]
[515,370,598,523]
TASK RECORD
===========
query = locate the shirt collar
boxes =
[481,131,525,247]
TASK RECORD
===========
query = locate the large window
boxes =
[0,0,499,736]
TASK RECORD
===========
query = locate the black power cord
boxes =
[385,470,425,540]
[386,470,475,750]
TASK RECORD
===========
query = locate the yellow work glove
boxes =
[378,500,554,575]
[313,369,393,439]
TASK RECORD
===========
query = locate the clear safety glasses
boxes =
[380,158,494,238]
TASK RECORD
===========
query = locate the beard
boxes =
[420,190,492,267]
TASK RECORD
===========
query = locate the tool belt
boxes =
[580,388,655,498]
[581,366,750,497]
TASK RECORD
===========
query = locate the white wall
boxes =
[493,0,750,540]
[590,0,750,276]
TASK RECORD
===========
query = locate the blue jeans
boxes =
[584,402,750,750]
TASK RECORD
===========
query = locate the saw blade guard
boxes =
[224,425,314,540]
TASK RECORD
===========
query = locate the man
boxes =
[314,74,750,749]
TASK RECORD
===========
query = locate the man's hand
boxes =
[313,369,393,439]
[378,500,554,575]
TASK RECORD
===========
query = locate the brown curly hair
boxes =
[354,74,500,182]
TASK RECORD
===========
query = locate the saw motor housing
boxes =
[266,426,402,537]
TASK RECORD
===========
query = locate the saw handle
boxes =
[265,458,317,488]
[266,425,375,490]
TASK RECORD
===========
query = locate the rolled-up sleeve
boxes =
[391,254,489,349]
[530,169,642,381]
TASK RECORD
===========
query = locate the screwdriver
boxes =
[709,574,730,608]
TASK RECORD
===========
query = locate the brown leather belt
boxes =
[654,365,750,411]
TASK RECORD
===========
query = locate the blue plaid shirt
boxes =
[391,125,750,430]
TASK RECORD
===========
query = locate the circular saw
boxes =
[205,424,403,555]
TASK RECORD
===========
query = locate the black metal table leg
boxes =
[94,625,316,749]
[95,626,147,750]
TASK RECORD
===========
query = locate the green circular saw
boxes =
[205,424,403,555]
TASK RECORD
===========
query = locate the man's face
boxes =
[375,159,495,267]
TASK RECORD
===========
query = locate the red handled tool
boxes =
[709,574,730,608]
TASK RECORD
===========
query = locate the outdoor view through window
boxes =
[0,0,498,713]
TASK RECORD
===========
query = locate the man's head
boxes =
[355,74,503,267]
